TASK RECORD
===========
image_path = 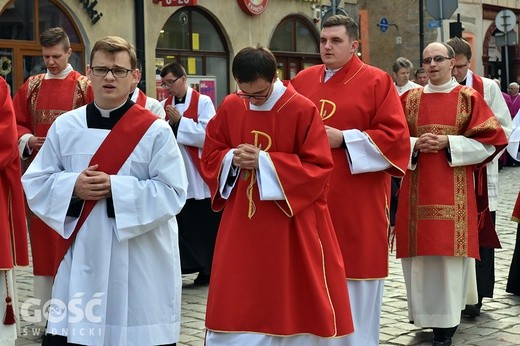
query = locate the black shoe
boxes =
[462,304,480,318]
[433,336,452,346]
[194,272,210,286]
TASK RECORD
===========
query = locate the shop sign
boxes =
[78,0,103,24]
[237,0,269,16]
[154,0,198,6]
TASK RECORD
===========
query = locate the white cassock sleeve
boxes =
[256,151,283,200]
[21,121,81,239]
[507,123,520,161]
[447,135,496,167]
[343,129,392,174]
[109,122,187,242]
[485,80,512,139]
[219,150,239,199]
[176,95,215,149]
[22,117,188,242]
[146,97,166,120]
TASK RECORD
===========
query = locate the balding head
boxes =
[422,43,455,86]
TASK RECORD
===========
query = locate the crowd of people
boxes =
[1,14,520,346]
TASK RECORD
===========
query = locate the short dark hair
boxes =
[322,15,359,41]
[160,62,186,79]
[90,36,137,70]
[415,67,425,77]
[392,57,413,73]
[444,43,456,58]
[446,37,472,60]
[232,45,277,83]
[40,27,70,50]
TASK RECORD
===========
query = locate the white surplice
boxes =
[21,105,188,346]
[161,86,215,200]
[130,88,166,120]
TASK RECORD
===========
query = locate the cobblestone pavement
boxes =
[15,167,520,346]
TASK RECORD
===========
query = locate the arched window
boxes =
[0,0,86,96]
[270,15,321,80]
[156,7,229,106]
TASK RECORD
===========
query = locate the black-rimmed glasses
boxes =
[235,84,272,100]
[161,76,181,88]
[453,62,469,69]
[422,55,452,64]
[91,66,133,78]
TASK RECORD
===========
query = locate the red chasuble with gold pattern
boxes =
[395,86,508,259]
[291,55,410,279]
[13,71,93,276]
[200,88,353,337]
[15,71,93,142]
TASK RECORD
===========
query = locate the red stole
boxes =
[164,90,202,172]
[472,74,501,248]
[134,89,147,107]
[51,104,157,276]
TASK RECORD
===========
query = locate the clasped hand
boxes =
[415,133,449,153]
[165,105,181,124]
[233,144,260,170]
[73,164,112,200]
[28,136,45,151]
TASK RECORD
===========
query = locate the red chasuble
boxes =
[291,55,410,279]
[0,77,28,270]
[13,71,93,276]
[512,192,520,223]
[395,86,508,259]
[200,88,353,337]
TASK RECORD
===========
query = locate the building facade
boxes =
[0,0,519,104]
[0,0,323,106]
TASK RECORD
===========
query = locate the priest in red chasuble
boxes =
[291,15,410,346]
[0,76,29,346]
[395,42,508,346]
[12,27,93,314]
[200,45,353,345]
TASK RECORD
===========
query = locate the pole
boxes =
[331,0,336,16]
[505,46,510,87]
[419,0,424,61]
[135,0,146,93]
[390,24,401,58]
[439,0,444,42]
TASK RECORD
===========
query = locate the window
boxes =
[270,16,321,81]
[0,0,85,95]
[156,7,229,106]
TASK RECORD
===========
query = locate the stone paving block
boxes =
[15,168,520,346]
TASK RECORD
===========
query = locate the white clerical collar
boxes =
[94,101,127,118]
[424,77,459,94]
[130,88,139,102]
[395,82,407,95]
[324,67,341,82]
[464,70,474,87]
[45,64,73,80]
[249,79,286,112]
